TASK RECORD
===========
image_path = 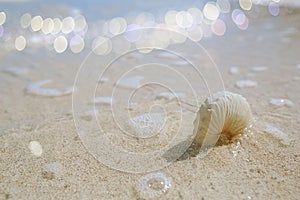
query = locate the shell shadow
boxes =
[162,135,231,162]
[162,139,195,162]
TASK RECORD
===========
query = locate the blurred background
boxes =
[1,0,298,55]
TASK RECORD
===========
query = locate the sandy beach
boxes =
[0,1,300,199]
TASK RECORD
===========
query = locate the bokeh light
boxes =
[0,12,6,25]
[31,16,43,32]
[237,15,249,30]
[124,24,142,42]
[20,13,32,29]
[111,39,130,55]
[92,36,112,55]
[268,2,280,16]
[232,9,246,25]
[62,17,75,34]
[41,18,54,34]
[0,1,283,56]
[187,25,203,41]
[216,0,231,13]
[239,0,252,11]
[74,15,87,32]
[112,36,131,54]
[134,12,154,25]
[187,7,203,25]
[176,11,193,29]
[52,18,62,34]
[54,35,68,53]
[151,25,171,48]
[203,2,220,21]
[165,10,178,27]
[15,35,26,51]
[231,9,249,30]
[170,28,187,44]
[211,19,226,36]
[69,35,85,53]
[109,17,127,35]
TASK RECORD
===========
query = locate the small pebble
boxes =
[29,141,43,157]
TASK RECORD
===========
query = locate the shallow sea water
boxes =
[0,1,300,199]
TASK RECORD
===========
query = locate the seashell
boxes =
[190,91,252,154]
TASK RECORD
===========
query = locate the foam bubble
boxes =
[136,172,172,199]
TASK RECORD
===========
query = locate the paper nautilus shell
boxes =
[191,91,253,153]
